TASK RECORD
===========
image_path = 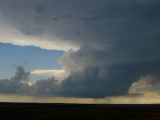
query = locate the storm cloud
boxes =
[0,66,59,96]
[0,0,160,98]
[59,47,160,97]
[0,66,31,94]
[0,0,160,50]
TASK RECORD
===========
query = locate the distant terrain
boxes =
[0,103,160,120]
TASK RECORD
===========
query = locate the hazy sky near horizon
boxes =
[0,0,160,103]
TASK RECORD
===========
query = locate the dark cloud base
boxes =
[1,60,160,98]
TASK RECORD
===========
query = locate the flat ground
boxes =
[0,103,160,120]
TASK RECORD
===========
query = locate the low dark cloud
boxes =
[1,59,160,98]
[33,77,59,97]
[11,65,30,82]
[0,66,59,96]
[58,47,160,98]
[0,66,31,94]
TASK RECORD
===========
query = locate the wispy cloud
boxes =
[31,69,69,81]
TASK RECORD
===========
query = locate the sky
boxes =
[0,0,160,103]
[0,43,63,79]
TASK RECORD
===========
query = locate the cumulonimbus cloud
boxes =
[0,0,160,98]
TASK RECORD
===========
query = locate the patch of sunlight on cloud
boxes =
[0,18,78,51]
[31,69,70,81]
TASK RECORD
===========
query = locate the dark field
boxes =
[0,103,160,120]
